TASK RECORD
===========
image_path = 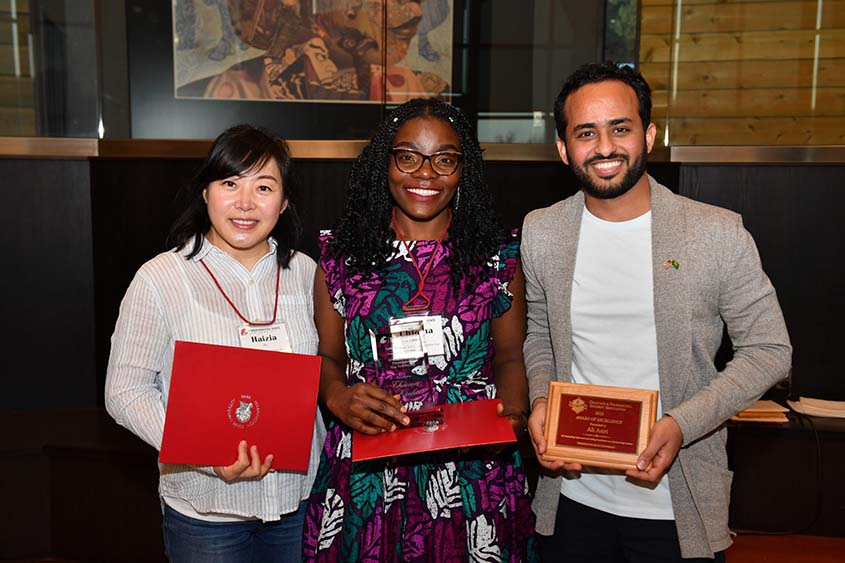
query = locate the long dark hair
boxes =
[328,98,505,290]
[167,124,302,268]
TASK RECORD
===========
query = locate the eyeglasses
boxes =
[389,148,464,176]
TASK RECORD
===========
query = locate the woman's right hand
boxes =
[325,381,410,435]
[314,267,408,435]
[213,440,274,482]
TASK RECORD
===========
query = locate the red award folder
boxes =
[160,340,321,471]
[352,399,516,461]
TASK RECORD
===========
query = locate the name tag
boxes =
[239,323,292,353]
[389,315,445,359]
[389,319,425,361]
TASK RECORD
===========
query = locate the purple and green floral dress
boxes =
[303,231,536,563]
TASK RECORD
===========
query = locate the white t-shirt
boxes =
[562,206,674,520]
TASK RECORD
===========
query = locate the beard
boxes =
[568,146,648,200]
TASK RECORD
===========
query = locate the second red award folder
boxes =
[352,399,516,461]
[160,340,322,471]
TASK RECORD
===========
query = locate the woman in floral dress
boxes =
[303,98,536,562]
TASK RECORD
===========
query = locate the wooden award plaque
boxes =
[542,381,658,470]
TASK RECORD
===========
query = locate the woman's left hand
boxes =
[468,401,526,455]
[497,401,528,437]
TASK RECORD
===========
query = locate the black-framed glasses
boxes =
[389,148,464,176]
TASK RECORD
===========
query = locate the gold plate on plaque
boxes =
[542,381,658,470]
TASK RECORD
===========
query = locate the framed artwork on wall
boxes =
[172,0,454,103]
[128,0,457,139]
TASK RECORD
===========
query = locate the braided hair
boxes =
[328,98,505,291]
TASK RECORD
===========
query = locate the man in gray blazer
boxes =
[522,62,791,561]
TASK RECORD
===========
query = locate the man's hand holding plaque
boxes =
[528,398,584,474]
[538,381,659,471]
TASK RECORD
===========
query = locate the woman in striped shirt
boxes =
[105,124,324,562]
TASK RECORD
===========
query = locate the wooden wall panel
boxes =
[661,116,845,144]
[0,75,33,104]
[0,4,32,135]
[643,1,845,34]
[0,43,30,74]
[0,105,33,131]
[640,0,845,145]
[0,0,29,12]
[643,0,827,6]
[653,88,845,117]
[641,59,845,90]
[0,17,31,43]
[641,29,845,63]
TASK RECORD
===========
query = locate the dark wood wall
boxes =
[0,157,98,559]
[1,158,97,409]
[679,165,845,401]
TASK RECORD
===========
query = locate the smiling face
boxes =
[203,158,287,269]
[388,116,461,239]
[558,80,656,201]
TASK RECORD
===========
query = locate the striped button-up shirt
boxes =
[105,238,324,522]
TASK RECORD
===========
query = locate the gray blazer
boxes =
[521,176,792,558]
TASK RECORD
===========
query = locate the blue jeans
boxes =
[162,501,306,563]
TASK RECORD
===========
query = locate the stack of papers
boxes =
[787,397,845,419]
[730,400,789,423]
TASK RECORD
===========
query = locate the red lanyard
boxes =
[391,208,451,313]
[200,259,281,326]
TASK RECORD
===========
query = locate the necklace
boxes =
[390,208,451,313]
[199,259,281,326]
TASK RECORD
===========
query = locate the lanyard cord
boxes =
[390,208,451,313]
[200,258,281,326]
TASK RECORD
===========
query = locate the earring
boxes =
[454,187,461,212]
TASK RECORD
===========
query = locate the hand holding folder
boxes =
[352,399,516,461]
[324,380,410,434]
[213,439,275,482]
[160,341,322,472]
